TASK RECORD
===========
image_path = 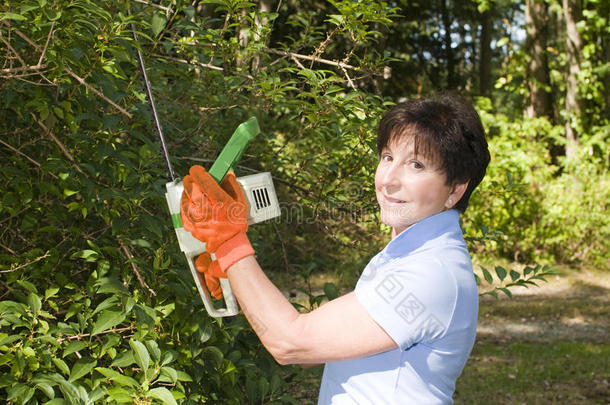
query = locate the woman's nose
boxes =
[379,163,401,188]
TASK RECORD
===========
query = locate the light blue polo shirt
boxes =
[318,209,478,404]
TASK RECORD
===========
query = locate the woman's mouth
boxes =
[381,194,406,205]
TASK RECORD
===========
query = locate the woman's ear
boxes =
[445,181,469,209]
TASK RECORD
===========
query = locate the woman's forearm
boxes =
[226,255,305,364]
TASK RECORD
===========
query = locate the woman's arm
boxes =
[226,255,397,365]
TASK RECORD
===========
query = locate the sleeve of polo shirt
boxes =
[354,256,458,351]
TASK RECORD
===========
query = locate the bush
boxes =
[463,106,610,266]
[0,0,396,403]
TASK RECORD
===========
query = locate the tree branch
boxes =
[0,241,16,255]
[0,138,40,169]
[30,112,87,176]
[56,325,135,344]
[1,22,42,51]
[290,54,307,70]
[272,222,292,273]
[266,49,356,70]
[341,65,357,89]
[0,251,50,273]
[131,0,172,13]
[151,53,254,80]
[64,67,133,119]
[0,64,48,75]
[37,21,55,66]
[118,239,156,297]
[310,26,341,69]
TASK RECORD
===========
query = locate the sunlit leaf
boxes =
[148,387,177,405]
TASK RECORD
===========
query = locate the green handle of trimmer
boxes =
[208,117,260,183]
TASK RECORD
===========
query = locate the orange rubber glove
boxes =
[194,252,224,300]
[181,165,254,272]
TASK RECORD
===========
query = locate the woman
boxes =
[181,93,490,404]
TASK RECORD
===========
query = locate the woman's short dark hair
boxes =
[377,93,490,213]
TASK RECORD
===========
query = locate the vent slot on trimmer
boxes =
[253,187,271,210]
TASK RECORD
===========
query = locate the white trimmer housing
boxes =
[165,172,280,317]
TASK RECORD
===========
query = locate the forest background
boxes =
[0,0,608,403]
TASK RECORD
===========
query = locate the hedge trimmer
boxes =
[132,27,280,317]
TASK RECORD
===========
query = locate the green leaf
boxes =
[44,399,67,405]
[91,296,119,316]
[159,366,178,384]
[111,350,135,367]
[175,370,192,382]
[0,335,21,347]
[70,249,99,262]
[509,270,521,282]
[204,346,223,368]
[483,290,498,299]
[34,381,55,399]
[95,277,130,296]
[246,378,257,401]
[145,340,161,362]
[45,287,60,300]
[7,383,34,402]
[130,239,151,248]
[52,357,70,376]
[481,266,493,285]
[17,280,37,293]
[323,282,339,300]
[106,386,134,402]
[64,303,83,321]
[151,13,167,37]
[22,346,36,357]
[44,8,61,21]
[69,359,97,382]
[499,288,513,299]
[95,367,139,388]
[89,386,106,402]
[148,387,177,405]
[160,350,177,366]
[495,266,507,282]
[1,12,27,21]
[258,376,269,400]
[28,293,42,316]
[63,341,88,358]
[129,339,150,373]
[91,310,125,336]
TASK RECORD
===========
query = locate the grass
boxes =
[455,342,610,404]
[456,265,610,404]
[272,263,610,404]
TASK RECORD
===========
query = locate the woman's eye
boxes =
[409,161,424,169]
[381,154,392,162]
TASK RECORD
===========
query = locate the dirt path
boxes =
[477,267,610,344]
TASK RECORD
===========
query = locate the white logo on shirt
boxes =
[395,293,426,324]
[417,314,446,337]
[375,274,404,302]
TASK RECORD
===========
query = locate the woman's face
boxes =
[375,135,465,237]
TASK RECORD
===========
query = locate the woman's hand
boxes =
[195,252,224,299]
[180,165,254,275]
[180,165,249,252]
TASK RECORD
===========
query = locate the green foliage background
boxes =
[0,0,608,403]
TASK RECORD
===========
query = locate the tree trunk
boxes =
[236,8,249,68]
[252,0,273,71]
[563,0,583,159]
[441,0,456,89]
[479,8,492,97]
[525,0,552,118]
